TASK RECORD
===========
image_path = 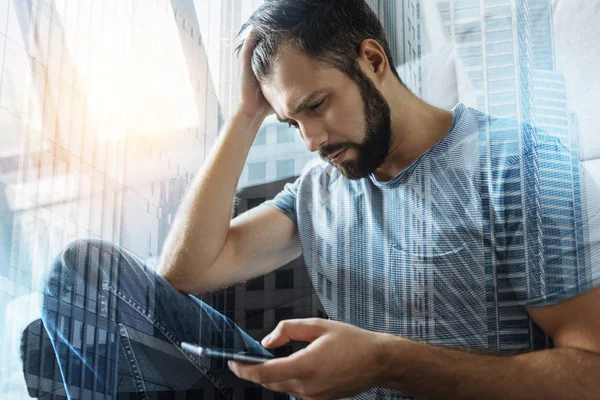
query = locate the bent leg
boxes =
[40,238,274,399]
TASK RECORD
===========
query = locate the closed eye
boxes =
[310,99,325,112]
[282,98,326,129]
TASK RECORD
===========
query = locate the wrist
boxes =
[234,106,268,126]
[373,333,410,388]
[373,333,397,386]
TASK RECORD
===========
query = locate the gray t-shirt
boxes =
[264,103,600,399]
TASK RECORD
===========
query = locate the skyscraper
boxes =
[368,0,423,94]
[432,0,584,352]
[1,0,224,397]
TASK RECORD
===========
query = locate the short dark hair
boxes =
[236,0,402,84]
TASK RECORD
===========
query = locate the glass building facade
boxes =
[0,0,597,399]
[430,0,586,353]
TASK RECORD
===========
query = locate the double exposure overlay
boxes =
[0,0,598,399]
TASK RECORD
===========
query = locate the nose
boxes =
[299,120,328,153]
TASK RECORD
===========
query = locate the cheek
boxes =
[346,100,367,135]
[326,102,365,141]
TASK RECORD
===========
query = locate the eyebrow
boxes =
[275,89,327,123]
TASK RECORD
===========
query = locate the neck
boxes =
[373,89,454,182]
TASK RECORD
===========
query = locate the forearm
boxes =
[377,334,600,400]
[158,111,265,292]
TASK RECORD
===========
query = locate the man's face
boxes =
[260,46,391,180]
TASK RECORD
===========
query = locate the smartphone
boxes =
[181,342,275,364]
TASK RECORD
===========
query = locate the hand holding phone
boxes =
[181,342,275,364]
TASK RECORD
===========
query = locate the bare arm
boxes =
[158,113,279,293]
[377,287,600,399]
[158,30,298,294]
[188,204,301,294]
[377,334,600,400]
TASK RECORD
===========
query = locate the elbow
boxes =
[158,243,219,295]
[160,268,197,295]
[158,269,180,291]
[158,257,196,295]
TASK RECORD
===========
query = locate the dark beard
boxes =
[326,69,392,180]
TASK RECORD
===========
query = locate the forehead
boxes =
[260,46,345,115]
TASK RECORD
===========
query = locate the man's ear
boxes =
[358,39,389,80]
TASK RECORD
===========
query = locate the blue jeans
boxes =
[40,238,290,399]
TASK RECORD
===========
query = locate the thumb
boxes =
[262,318,326,348]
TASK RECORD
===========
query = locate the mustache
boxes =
[318,143,358,159]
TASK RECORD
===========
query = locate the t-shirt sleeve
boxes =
[262,176,301,226]
[504,139,600,308]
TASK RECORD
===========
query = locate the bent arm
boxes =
[191,204,301,295]
[378,287,600,399]
[158,112,264,292]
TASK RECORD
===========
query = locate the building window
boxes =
[457,45,482,57]
[276,159,294,179]
[486,53,514,66]
[275,269,294,289]
[276,126,295,143]
[244,387,263,399]
[455,21,482,44]
[317,272,324,294]
[274,307,294,322]
[486,29,512,41]
[245,309,264,330]
[247,197,265,210]
[487,41,513,54]
[248,162,266,182]
[246,276,264,291]
[253,128,266,146]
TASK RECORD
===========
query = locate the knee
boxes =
[63,237,118,267]
[45,238,122,286]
